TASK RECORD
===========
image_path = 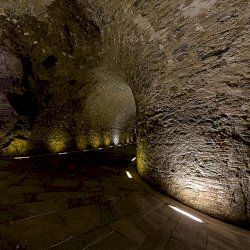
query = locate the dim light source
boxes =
[168,205,203,223]
[113,134,119,145]
[103,132,111,146]
[89,133,101,148]
[76,135,87,151]
[126,171,132,178]
[14,156,30,159]
[5,138,29,156]
[48,129,68,153]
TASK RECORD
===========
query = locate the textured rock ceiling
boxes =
[0,0,136,155]
[0,0,249,228]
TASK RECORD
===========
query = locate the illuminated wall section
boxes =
[77,68,136,149]
[47,129,69,153]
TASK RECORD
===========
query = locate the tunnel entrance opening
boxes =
[76,68,137,152]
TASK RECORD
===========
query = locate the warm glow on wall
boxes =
[103,132,111,146]
[76,135,87,150]
[89,132,101,148]
[130,134,133,142]
[48,129,68,153]
[126,134,130,144]
[4,138,29,156]
[137,143,147,176]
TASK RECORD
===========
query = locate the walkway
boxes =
[0,145,249,249]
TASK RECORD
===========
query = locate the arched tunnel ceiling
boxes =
[0,0,249,227]
[83,68,136,131]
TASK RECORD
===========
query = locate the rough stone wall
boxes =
[80,0,250,226]
[0,47,22,150]
[0,0,135,155]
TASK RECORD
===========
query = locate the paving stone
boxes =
[86,231,138,250]
[0,180,9,192]
[6,175,25,185]
[78,226,114,249]
[0,193,25,205]
[50,236,78,250]
[233,234,250,250]
[110,218,148,244]
[154,204,182,222]
[113,192,160,217]
[96,199,121,224]
[0,171,12,180]
[17,200,57,216]
[62,205,102,235]
[138,219,177,249]
[206,224,244,250]
[53,179,79,187]
[170,217,207,249]
[0,212,72,249]
[0,236,24,250]
[37,192,74,201]
[19,178,40,186]
[132,211,174,237]
[0,204,30,223]
[164,237,204,250]
[7,185,43,194]
[113,196,141,217]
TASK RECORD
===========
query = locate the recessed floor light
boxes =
[126,171,132,179]
[14,156,30,159]
[58,152,68,155]
[168,205,204,223]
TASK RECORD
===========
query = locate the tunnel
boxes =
[0,0,249,249]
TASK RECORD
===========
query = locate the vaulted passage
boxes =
[0,0,249,248]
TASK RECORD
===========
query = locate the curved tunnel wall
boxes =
[0,0,249,227]
[81,0,250,226]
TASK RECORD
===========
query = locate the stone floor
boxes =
[0,145,249,250]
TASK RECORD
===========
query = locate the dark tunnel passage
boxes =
[0,0,249,249]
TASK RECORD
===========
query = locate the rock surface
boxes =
[0,47,22,144]
[80,0,250,226]
[0,0,136,155]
